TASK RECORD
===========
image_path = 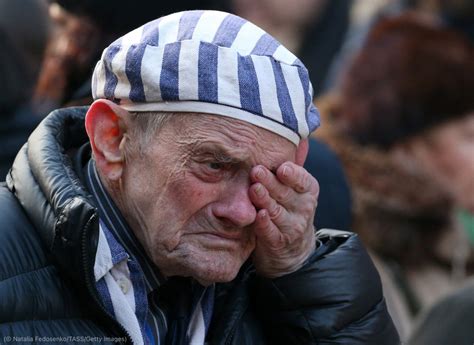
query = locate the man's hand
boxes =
[249,162,319,278]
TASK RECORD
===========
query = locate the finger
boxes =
[249,182,288,222]
[276,162,319,196]
[253,209,284,248]
[250,165,296,206]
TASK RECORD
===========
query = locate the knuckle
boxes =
[287,229,303,244]
[310,177,320,197]
[275,188,292,203]
[269,203,284,219]
[275,233,292,247]
[266,233,286,250]
[295,173,308,193]
[295,221,307,236]
[301,198,316,216]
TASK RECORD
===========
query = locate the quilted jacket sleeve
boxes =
[255,229,400,345]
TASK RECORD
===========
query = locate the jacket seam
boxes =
[269,280,318,344]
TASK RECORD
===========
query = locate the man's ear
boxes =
[295,138,309,166]
[85,99,130,180]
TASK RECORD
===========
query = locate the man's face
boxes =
[119,114,297,285]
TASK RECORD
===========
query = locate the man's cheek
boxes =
[167,177,217,219]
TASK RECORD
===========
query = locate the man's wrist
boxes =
[256,232,317,279]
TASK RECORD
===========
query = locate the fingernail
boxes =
[256,166,265,179]
[255,184,264,197]
[282,165,291,177]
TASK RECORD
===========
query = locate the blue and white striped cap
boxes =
[92,10,320,144]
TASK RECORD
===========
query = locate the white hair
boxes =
[127,111,175,150]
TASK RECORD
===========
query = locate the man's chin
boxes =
[186,250,249,285]
[190,262,241,286]
[156,243,253,285]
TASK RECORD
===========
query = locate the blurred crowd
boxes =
[1,0,473,343]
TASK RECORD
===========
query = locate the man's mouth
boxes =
[194,231,243,243]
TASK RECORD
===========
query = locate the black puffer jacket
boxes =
[0,107,399,344]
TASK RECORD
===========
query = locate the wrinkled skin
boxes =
[86,101,319,286]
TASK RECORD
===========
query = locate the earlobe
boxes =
[85,99,129,180]
[295,138,309,166]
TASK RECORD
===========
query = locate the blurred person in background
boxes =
[304,138,352,230]
[215,0,353,97]
[325,0,474,97]
[408,276,474,344]
[0,0,50,179]
[443,2,474,41]
[33,0,215,115]
[316,13,474,341]
[405,6,474,343]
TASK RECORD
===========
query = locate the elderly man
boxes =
[0,10,397,345]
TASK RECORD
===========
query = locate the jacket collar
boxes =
[7,106,99,286]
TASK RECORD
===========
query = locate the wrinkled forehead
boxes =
[171,113,296,169]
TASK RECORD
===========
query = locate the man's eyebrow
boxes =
[192,144,280,172]
[192,143,252,166]
[193,142,284,173]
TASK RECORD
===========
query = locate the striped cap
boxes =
[92,10,320,144]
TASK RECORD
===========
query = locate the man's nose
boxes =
[211,183,257,228]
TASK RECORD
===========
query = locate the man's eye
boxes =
[207,162,223,170]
